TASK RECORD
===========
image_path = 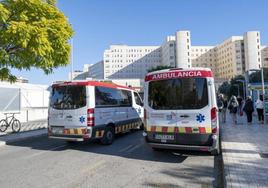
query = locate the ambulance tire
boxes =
[100,126,115,145]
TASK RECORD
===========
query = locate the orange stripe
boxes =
[151,126,156,132]
[174,127,179,133]
[74,129,78,134]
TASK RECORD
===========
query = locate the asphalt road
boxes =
[0,130,223,188]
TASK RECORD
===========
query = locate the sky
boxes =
[12,0,268,85]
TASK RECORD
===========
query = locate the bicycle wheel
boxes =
[0,119,8,132]
[12,119,21,133]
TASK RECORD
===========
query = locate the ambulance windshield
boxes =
[50,85,86,110]
[148,78,208,110]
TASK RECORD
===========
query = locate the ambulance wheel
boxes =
[100,126,115,145]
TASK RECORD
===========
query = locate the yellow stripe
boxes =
[146,126,151,132]
[100,130,104,137]
[205,127,211,133]
[179,127,186,133]
[156,126,162,132]
[69,129,74,134]
[167,127,174,133]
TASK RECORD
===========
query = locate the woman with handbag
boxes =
[228,95,239,125]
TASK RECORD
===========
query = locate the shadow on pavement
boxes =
[6,130,191,164]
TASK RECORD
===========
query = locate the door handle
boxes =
[66,115,72,118]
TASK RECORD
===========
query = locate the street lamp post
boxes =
[237,79,246,99]
[261,67,266,123]
[234,84,240,97]
[71,38,74,81]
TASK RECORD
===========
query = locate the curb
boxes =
[0,129,47,147]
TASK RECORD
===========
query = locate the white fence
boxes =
[0,82,50,123]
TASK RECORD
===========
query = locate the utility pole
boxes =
[261,67,266,123]
[71,38,74,81]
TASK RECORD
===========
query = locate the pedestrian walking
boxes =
[228,95,239,124]
[243,96,254,124]
[237,96,243,115]
[256,94,264,124]
[217,94,227,123]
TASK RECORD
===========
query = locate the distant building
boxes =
[81,30,267,83]
[16,77,29,83]
[261,46,268,67]
[103,45,161,79]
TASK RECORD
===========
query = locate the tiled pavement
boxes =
[221,113,268,188]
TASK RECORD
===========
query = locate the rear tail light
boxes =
[211,107,217,134]
[87,108,94,127]
[212,127,217,134]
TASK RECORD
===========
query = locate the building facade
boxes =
[103,45,162,79]
[86,30,266,81]
[261,46,268,67]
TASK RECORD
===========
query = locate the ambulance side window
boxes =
[134,92,143,106]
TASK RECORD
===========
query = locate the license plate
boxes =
[52,127,63,134]
[155,134,174,140]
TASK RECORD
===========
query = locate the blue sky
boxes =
[12,0,268,85]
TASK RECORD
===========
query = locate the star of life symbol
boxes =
[79,116,85,123]
[196,113,205,123]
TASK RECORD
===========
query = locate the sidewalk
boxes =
[221,113,268,188]
[0,120,47,146]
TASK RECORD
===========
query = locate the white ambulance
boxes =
[143,68,220,155]
[48,81,144,144]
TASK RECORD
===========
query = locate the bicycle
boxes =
[0,113,21,133]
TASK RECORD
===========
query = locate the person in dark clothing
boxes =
[217,94,227,123]
[243,96,254,124]
[256,94,264,124]
[237,96,243,115]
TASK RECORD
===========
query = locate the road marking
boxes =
[80,159,106,176]
[126,143,143,153]
[24,144,67,159]
[119,144,134,152]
